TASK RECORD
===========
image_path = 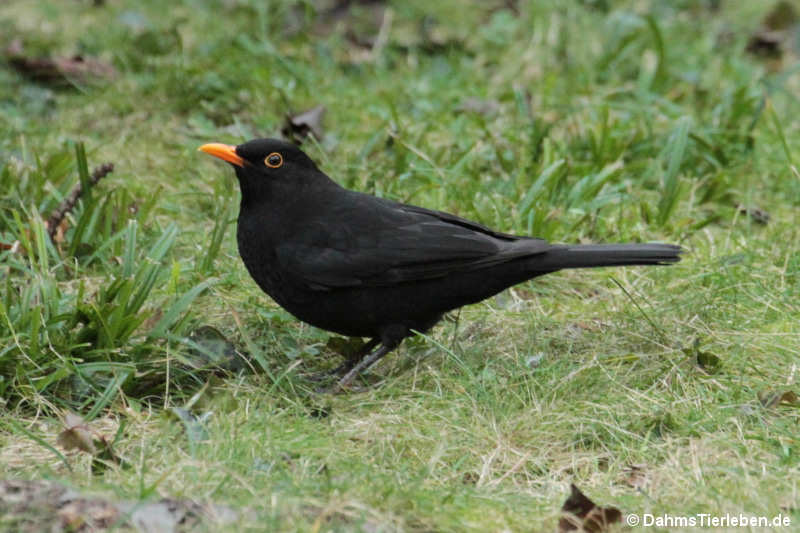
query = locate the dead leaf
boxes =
[281,105,326,145]
[558,483,622,533]
[0,479,237,532]
[620,464,648,489]
[52,218,70,245]
[56,413,125,473]
[0,240,20,253]
[6,39,116,86]
[759,390,800,408]
[57,412,97,455]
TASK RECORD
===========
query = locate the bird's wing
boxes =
[275,196,551,290]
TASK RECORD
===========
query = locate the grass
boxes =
[1,0,799,530]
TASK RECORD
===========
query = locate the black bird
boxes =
[200,138,682,391]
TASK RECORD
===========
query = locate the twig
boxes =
[46,162,114,240]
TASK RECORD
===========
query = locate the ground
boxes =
[0,0,798,531]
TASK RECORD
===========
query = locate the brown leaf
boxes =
[759,390,800,408]
[6,39,116,86]
[52,218,70,245]
[0,480,237,531]
[0,240,20,253]
[57,412,96,455]
[56,413,124,471]
[281,105,326,145]
[620,464,648,489]
[558,484,622,533]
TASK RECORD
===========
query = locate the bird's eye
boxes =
[265,152,283,168]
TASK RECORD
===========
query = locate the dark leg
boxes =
[327,341,397,393]
[328,338,380,376]
[305,338,379,382]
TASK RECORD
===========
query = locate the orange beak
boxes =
[198,143,244,167]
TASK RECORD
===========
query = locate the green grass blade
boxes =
[657,116,692,226]
[148,279,217,339]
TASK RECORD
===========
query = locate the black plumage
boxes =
[200,138,682,390]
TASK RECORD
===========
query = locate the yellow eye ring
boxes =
[265,152,283,168]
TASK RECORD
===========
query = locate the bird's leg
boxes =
[327,340,398,393]
[305,338,380,382]
[327,338,380,376]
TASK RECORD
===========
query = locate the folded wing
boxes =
[276,196,551,290]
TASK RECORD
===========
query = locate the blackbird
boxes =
[200,138,682,391]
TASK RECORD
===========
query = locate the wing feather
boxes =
[275,195,551,290]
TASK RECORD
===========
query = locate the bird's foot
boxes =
[305,338,381,385]
[316,342,394,394]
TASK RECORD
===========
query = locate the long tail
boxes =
[531,243,683,271]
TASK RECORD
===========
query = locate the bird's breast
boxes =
[236,214,315,311]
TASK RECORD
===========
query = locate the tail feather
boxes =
[533,243,683,271]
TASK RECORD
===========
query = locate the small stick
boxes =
[46,162,114,239]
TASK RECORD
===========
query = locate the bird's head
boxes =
[199,138,326,202]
